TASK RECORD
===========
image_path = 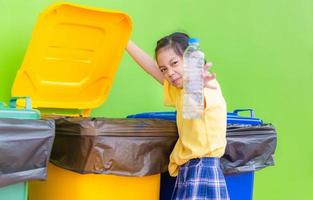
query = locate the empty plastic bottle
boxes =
[183,38,204,119]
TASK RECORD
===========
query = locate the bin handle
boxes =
[9,96,32,110]
[233,109,255,118]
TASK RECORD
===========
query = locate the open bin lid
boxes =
[11,3,132,109]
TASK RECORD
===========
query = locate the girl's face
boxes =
[156,48,183,89]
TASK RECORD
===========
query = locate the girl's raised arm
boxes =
[126,40,164,84]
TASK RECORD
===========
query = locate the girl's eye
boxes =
[172,61,178,66]
[160,68,167,73]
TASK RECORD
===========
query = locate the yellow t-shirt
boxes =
[164,79,227,177]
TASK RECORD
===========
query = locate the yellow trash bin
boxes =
[29,164,160,200]
[12,3,161,200]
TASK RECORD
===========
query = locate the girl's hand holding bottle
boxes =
[203,62,217,89]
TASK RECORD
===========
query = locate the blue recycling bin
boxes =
[127,109,262,200]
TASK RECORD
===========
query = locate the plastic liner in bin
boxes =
[50,117,276,176]
[222,124,277,174]
[0,119,55,187]
[50,117,178,176]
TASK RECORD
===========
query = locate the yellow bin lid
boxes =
[12,3,132,109]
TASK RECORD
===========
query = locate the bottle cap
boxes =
[188,38,199,44]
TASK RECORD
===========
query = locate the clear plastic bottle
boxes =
[183,38,204,119]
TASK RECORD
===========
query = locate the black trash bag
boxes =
[50,117,276,177]
[50,117,178,176]
[222,124,277,174]
[0,119,55,187]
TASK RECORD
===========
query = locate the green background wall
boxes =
[0,0,312,199]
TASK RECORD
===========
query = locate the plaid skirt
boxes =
[171,157,229,200]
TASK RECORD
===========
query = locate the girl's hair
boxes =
[155,32,190,58]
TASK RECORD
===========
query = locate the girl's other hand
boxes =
[203,62,217,89]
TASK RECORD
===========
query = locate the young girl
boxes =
[126,32,229,200]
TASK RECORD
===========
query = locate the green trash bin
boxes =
[0,183,28,200]
[0,97,53,200]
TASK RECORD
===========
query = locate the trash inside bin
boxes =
[0,97,55,200]
[50,117,178,176]
[222,123,276,174]
[127,110,277,200]
[0,117,55,187]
